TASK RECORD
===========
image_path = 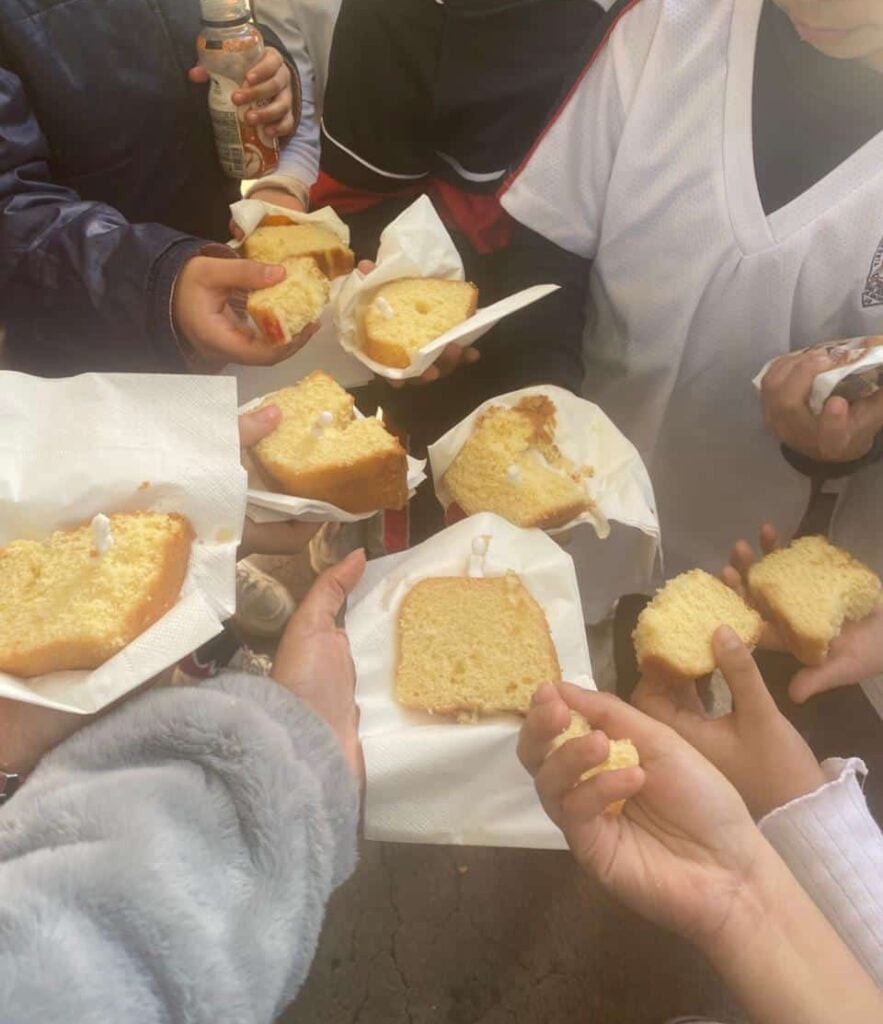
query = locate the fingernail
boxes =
[263,265,285,284]
[256,404,279,423]
[717,625,740,650]
[246,112,257,124]
[533,683,557,705]
[232,92,243,104]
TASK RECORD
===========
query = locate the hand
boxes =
[789,601,883,703]
[723,523,883,702]
[237,406,321,558]
[271,549,366,781]
[634,627,827,817]
[721,523,787,651]
[760,347,883,461]
[518,682,767,947]
[173,256,319,369]
[356,261,481,387]
[189,47,296,140]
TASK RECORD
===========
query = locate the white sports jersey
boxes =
[502,0,883,587]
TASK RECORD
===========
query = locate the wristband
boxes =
[781,430,883,481]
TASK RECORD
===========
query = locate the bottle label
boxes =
[208,73,278,179]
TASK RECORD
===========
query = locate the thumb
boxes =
[238,404,281,448]
[789,655,860,705]
[296,549,367,631]
[713,626,775,719]
[188,65,209,84]
[817,396,851,460]
[849,387,883,440]
[204,258,285,293]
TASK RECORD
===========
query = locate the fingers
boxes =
[206,258,285,293]
[817,396,853,460]
[712,626,776,719]
[238,404,280,448]
[776,349,835,411]
[759,522,779,555]
[561,765,645,827]
[232,48,284,100]
[632,675,706,737]
[188,66,209,84]
[557,682,675,753]
[789,654,864,705]
[517,683,572,776]
[847,387,883,449]
[291,548,367,633]
[358,260,375,274]
[534,729,612,823]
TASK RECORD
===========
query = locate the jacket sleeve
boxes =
[0,673,359,1024]
[0,63,202,371]
[759,757,883,986]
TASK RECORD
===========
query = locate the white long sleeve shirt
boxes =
[760,758,883,985]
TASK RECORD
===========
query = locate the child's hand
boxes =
[789,601,883,704]
[722,523,883,701]
[720,523,787,652]
[634,627,826,817]
[760,347,883,462]
[518,683,767,946]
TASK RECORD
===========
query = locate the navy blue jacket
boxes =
[0,0,288,376]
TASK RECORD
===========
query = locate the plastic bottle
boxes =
[197,0,279,179]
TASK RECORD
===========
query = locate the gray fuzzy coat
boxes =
[0,674,359,1023]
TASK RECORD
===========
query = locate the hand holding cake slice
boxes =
[252,371,409,514]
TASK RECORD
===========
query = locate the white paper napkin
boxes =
[347,513,593,849]
[332,195,559,380]
[753,337,883,416]
[0,373,246,714]
[240,395,426,524]
[226,198,372,396]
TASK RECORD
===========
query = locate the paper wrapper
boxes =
[331,195,559,380]
[753,337,883,416]
[0,373,246,715]
[240,395,426,524]
[428,386,660,543]
[227,198,372,397]
[347,513,593,849]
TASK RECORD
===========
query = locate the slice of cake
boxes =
[252,371,409,513]
[247,256,330,345]
[442,396,593,529]
[552,711,640,815]
[362,278,479,368]
[633,569,763,679]
[0,512,193,677]
[395,573,561,716]
[747,536,881,665]
[243,221,355,278]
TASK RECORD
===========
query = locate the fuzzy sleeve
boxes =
[759,757,883,986]
[0,674,359,1024]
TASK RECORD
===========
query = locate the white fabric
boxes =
[254,0,342,190]
[502,0,883,590]
[759,758,883,986]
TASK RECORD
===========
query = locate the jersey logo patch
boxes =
[862,236,883,307]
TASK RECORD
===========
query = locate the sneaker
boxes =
[228,646,273,677]
[234,560,296,638]
[308,516,385,576]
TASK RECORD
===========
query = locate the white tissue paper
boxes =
[347,513,593,849]
[240,395,426,524]
[753,337,883,416]
[0,373,246,715]
[227,198,372,399]
[332,195,559,380]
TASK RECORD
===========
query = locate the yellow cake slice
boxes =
[0,512,193,677]
[552,711,640,815]
[395,572,561,716]
[747,536,881,665]
[252,370,409,513]
[362,278,479,368]
[633,569,763,679]
[243,221,354,278]
[247,256,330,345]
[442,396,593,529]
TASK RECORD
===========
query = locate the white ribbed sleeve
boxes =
[759,758,883,985]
